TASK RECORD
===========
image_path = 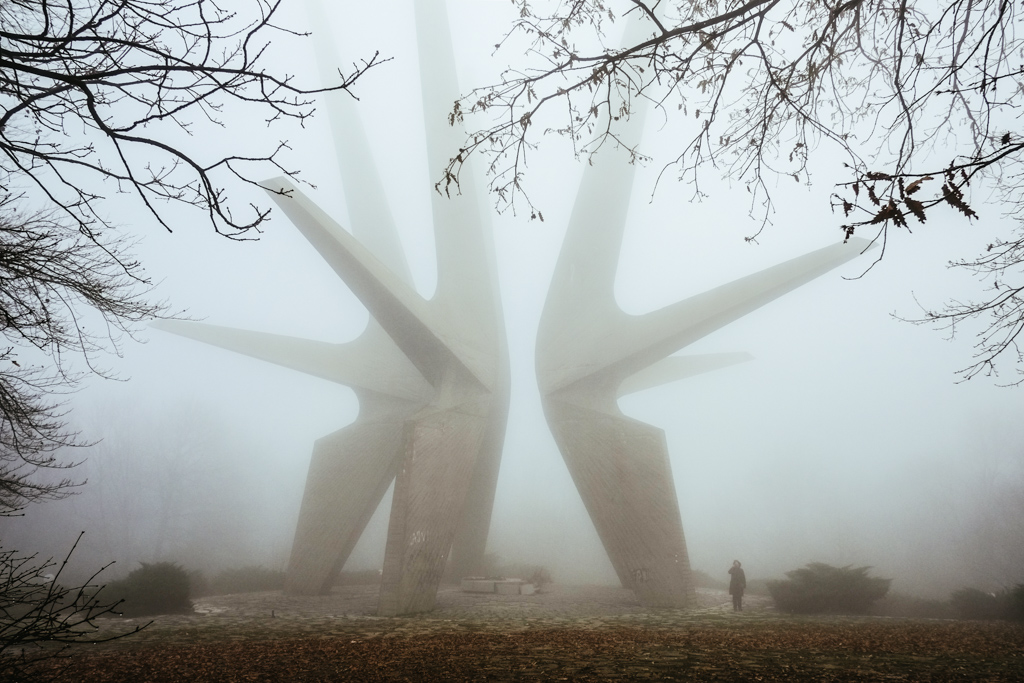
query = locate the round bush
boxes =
[105,562,193,617]
[767,563,891,615]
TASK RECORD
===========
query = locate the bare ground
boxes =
[38,585,1024,681]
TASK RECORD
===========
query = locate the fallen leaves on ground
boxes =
[41,619,1024,682]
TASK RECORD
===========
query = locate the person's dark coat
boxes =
[728,565,746,596]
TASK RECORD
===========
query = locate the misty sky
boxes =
[48,0,1024,599]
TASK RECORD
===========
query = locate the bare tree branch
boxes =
[448,0,1024,379]
[0,533,144,681]
[0,0,383,509]
[0,0,381,239]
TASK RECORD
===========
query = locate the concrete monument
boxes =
[536,23,869,606]
[154,0,509,616]
[155,2,869,615]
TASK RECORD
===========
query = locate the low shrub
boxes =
[951,585,1024,621]
[951,587,1002,620]
[871,592,954,619]
[767,563,891,614]
[106,562,193,618]
[209,566,285,595]
[1006,584,1024,621]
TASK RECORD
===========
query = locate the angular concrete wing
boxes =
[537,238,867,608]
[536,20,870,608]
[154,0,509,615]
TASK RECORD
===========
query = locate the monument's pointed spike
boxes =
[617,352,754,398]
[263,178,484,390]
[613,238,872,379]
[539,20,656,323]
[413,0,504,363]
[543,239,870,394]
[151,319,431,402]
[304,0,413,285]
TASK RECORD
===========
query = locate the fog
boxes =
[5,0,1024,601]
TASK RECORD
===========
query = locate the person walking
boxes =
[728,560,746,611]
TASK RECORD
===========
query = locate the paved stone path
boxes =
[89,585,774,649]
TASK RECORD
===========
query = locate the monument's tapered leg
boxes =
[284,396,417,595]
[378,394,492,616]
[545,399,693,606]
[148,318,432,598]
[444,413,507,580]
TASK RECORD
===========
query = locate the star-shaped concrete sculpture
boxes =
[154,3,870,615]
[536,21,869,607]
[154,0,509,616]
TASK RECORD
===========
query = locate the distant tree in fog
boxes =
[0,0,379,508]
[79,404,263,568]
[446,0,1024,383]
[3,400,282,575]
[957,465,1024,588]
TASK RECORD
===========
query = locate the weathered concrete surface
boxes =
[285,394,415,595]
[154,0,508,614]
